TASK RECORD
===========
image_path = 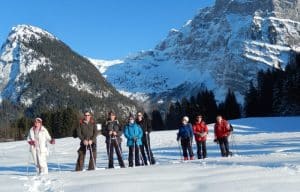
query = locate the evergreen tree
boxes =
[220,89,241,120]
[151,110,165,130]
[244,82,260,117]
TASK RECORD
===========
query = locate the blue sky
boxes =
[0,0,214,59]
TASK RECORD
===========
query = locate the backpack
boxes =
[229,124,234,132]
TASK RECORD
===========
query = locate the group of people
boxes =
[26,110,232,175]
[177,115,232,160]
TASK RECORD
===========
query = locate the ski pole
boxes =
[133,138,136,167]
[114,136,124,161]
[139,145,145,166]
[145,133,152,165]
[107,135,112,163]
[89,144,97,170]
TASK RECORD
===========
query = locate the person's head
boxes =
[108,111,116,121]
[136,111,143,121]
[34,117,42,128]
[196,115,203,122]
[84,110,92,122]
[216,115,223,123]
[182,116,189,125]
[128,114,135,124]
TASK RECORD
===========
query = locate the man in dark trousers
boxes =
[214,115,231,157]
[102,111,125,168]
[136,111,156,165]
[75,110,98,171]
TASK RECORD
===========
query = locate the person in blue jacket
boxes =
[124,114,143,167]
[177,116,194,160]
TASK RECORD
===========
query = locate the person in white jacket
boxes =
[27,117,55,175]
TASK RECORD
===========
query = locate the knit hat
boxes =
[183,116,189,122]
[35,117,42,122]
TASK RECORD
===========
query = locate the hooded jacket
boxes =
[76,119,97,144]
[177,123,193,140]
[124,123,143,146]
[214,119,230,139]
[193,121,208,142]
[27,126,52,153]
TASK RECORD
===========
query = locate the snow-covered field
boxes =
[0,117,300,192]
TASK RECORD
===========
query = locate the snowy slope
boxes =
[0,117,300,192]
[90,0,300,106]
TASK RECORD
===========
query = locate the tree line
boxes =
[0,54,299,140]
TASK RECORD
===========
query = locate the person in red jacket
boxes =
[192,115,208,159]
[214,115,231,157]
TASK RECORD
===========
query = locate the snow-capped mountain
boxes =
[91,0,300,107]
[0,25,137,117]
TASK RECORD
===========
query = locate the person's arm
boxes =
[115,122,123,137]
[137,125,143,139]
[77,124,84,141]
[124,125,130,139]
[147,119,152,133]
[92,123,98,141]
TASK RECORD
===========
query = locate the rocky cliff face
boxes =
[96,0,300,108]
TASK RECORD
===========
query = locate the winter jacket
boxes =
[214,119,231,139]
[136,118,152,143]
[102,120,122,143]
[76,119,98,143]
[27,126,52,153]
[193,121,208,142]
[124,123,143,146]
[177,123,193,141]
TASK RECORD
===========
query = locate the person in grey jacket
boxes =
[75,111,98,171]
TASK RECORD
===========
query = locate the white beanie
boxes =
[183,116,189,122]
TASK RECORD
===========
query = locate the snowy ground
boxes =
[0,117,300,192]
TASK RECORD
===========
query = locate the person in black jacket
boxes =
[102,111,125,168]
[136,111,156,165]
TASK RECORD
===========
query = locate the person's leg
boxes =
[108,140,115,168]
[218,138,226,157]
[181,139,188,160]
[135,145,141,166]
[88,144,97,170]
[128,146,133,167]
[75,145,86,171]
[145,135,155,164]
[140,143,148,165]
[202,141,207,159]
[196,141,202,159]
[187,140,194,159]
[38,152,48,175]
[114,141,125,168]
[224,137,230,157]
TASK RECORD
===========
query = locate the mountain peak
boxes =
[8,24,57,44]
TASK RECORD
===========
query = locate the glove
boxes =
[83,140,89,146]
[145,131,148,135]
[176,137,180,141]
[50,138,55,144]
[28,140,35,146]
[213,139,218,143]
